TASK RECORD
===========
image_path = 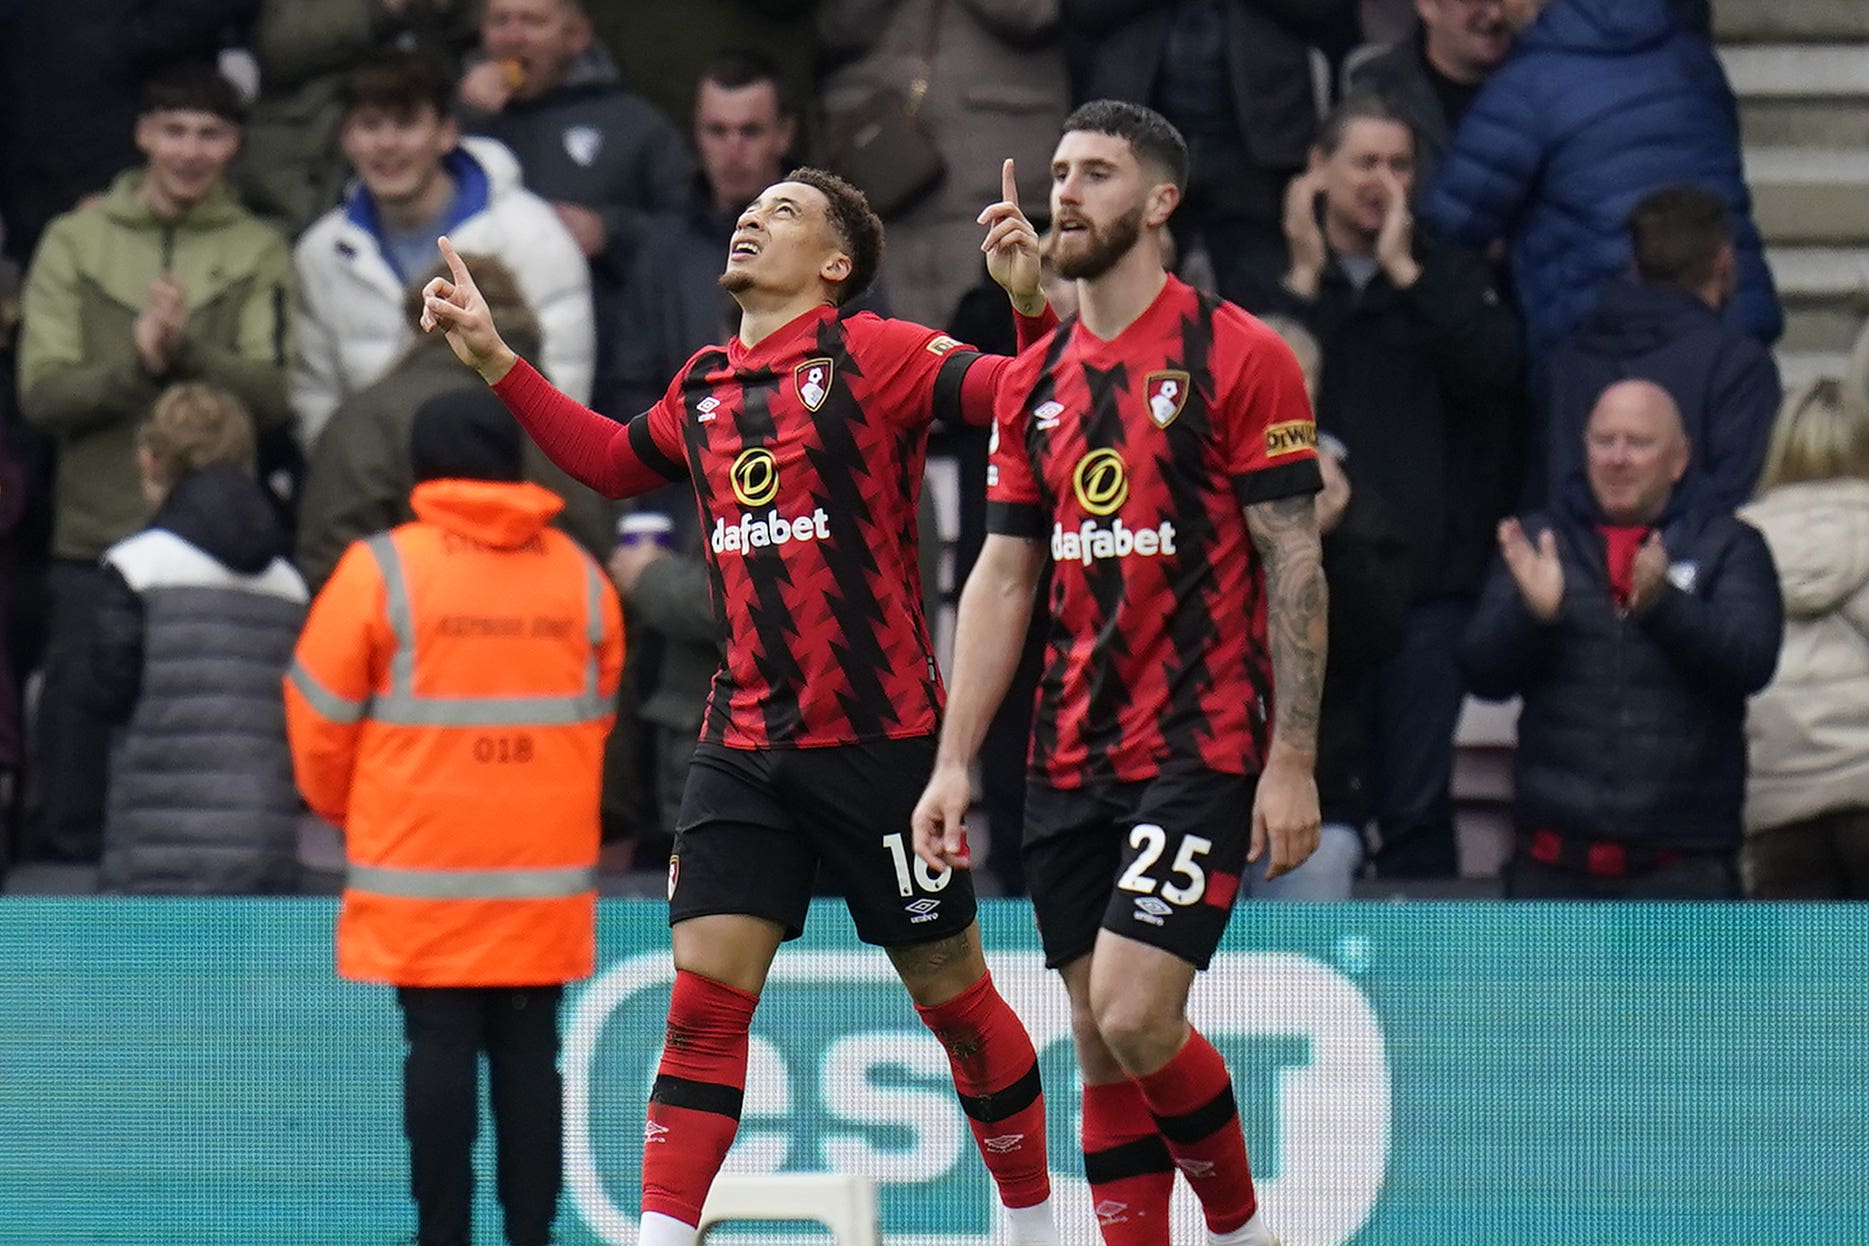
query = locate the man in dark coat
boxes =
[458,0,693,400]
[1540,184,1781,513]
[1062,0,1355,312]
[1345,0,1514,199]
[1462,379,1782,898]
[1268,94,1523,878]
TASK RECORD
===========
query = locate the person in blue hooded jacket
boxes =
[1422,0,1781,363]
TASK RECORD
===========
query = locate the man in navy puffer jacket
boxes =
[1462,379,1781,898]
[1423,0,1781,362]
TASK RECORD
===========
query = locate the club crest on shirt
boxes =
[1145,370,1189,429]
[795,357,834,412]
[563,125,603,167]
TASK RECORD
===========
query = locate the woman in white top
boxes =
[1741,377,1869,897]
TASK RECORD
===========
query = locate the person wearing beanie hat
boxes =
[409,386,526,484]
[285,384,624,1246]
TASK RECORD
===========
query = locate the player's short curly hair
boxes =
[1061,100,1189,194]
[783,167,883,307]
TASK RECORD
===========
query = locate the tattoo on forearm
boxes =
[1246,493,1327,753]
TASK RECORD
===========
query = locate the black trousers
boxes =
[27,561,111,861]
[396,985,565,1246]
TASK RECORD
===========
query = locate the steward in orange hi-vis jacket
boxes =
[286,443,623,984]
[283,387,623,1246]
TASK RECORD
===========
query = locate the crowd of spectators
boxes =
[0,0,1858,901]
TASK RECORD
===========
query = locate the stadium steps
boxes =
[1717,9,1869,386]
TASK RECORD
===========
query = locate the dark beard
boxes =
[718,267,755,295]
[1050,205,1144,281]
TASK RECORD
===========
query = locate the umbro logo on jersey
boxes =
[981,1133,1024,1153]
[796,357,833,412]
[644,1120,669,1143]
[696,396,720,423]
[1094,1201,1130,1226]
[1032,400,1064,430]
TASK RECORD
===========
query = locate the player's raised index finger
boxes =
[437,235,470,287]
[1001,158,1018,210]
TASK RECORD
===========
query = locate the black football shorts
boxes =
[1022,769,1254,969]
[668,735,977,946]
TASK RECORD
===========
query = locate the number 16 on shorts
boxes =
[1118,823,1213,923]
[882,831,954,898]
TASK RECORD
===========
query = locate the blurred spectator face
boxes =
[1500,0,1547,32]
[341,104,459,211]
[721,181,845,300]
[695,77,796,215]
[1317,117,1415,247]
[1416,0,1512,82]
[134,108,241,214]
[1584,381,1691,525]
[481,0,591,101]
[1047,130,1155,282]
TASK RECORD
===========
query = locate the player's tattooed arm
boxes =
[1245,492,1327,756]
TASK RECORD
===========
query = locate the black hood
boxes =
[1573,278,1722,362]
[151,464,287,575]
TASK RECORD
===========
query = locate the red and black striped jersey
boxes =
[986,276,1321,786]
[629,306,982,749]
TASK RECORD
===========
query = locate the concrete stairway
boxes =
[1717,0,1869,385]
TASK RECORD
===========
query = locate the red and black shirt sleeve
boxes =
[983,348,1048,540]
[844,305,1059,430]
[1220,318,1324,506]
[491,357,688,499]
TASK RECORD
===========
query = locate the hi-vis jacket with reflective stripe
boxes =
[284,479,624,987]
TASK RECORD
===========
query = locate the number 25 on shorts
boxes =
[1117,824,1212,906]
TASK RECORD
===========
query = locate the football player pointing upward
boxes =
[421,160,1060,1246]
[914,100,1327,1246]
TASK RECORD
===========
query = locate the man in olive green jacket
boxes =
[16,64,292,863]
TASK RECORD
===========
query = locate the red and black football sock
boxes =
[1082,1077,1176,1246]
[640,970,760,1227]
[915,972,1053,1209]
[1134,1027,1258,1235]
